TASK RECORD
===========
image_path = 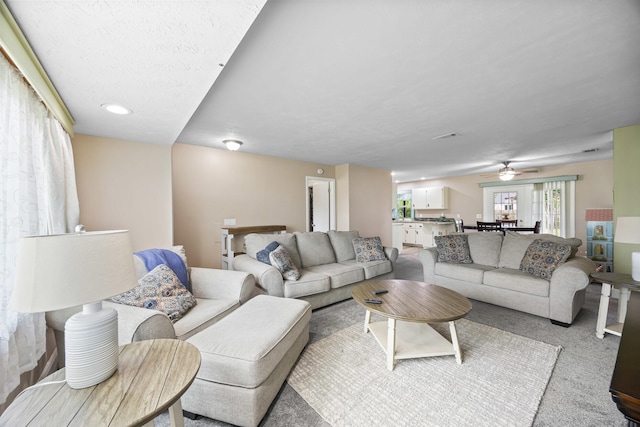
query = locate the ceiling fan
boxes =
[482,161,539,181]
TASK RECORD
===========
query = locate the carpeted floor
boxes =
[157,246,625,426]
[288,319,560,427]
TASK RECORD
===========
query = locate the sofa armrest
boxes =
[189,267,254,304]
[103,301,176,344]
[418,248,438,283]
[549,256,596,323]
[384,246,399,265]
[232,254,285,297]
[46,302,175,367]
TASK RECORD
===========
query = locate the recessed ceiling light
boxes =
[101,103,132,115]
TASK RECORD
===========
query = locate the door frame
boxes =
[305,177,336,232]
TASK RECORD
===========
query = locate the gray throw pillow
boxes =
[269,245,301,280]
[352,237,386,263]
[519,239,571,279]
[112,264,197,322]
[434,235,472,264]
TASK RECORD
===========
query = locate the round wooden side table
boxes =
[0,339,201,427]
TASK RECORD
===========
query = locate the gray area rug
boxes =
[288,319,560,427]
[156,249,624,426]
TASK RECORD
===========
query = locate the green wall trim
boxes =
[479,175,578,188]
[0,0,75,135]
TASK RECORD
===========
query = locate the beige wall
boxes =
[72,134,173,251]
[335,164,392,244]
[172,143,339,268]
[613,125,640,274]
[398,159,614,256]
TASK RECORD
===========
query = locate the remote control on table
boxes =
[373,290,388,295]
[364,299,382,304]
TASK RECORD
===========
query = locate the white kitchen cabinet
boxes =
[425,186,449,209]
[411,187,449,210]
[411,188,427,209]
[392,223,404,250]
[403,223,423,245]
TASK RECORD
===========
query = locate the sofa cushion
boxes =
[498,231,581,269]
[173,298,239,340]
[483,268,550,297]
[245,233,301,267]
[269,245,301,280]
[283,270,331,298]
[305,263,365,289]
[112,264,197,322]
[294,232,336,268]
[434,235,472,264]
[327,230,360,262]
[467,232,503,267]
[353,236,387,262]
[434,262,491,284]
[339,259,393,279]
[186,295,311,389]
[519,239,571,279]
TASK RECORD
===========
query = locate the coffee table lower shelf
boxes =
[367,319,461,370]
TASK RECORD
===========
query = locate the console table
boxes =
[591,272,640,339]
[0,339,201,426]
[221,225,286,270]
[610,291,640,425]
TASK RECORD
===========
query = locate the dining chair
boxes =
[477,221,502,232]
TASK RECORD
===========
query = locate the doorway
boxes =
[306,177,336,232]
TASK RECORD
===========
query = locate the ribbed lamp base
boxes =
[64,302,119,389]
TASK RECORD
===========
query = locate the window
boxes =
[493,191,517,221]
[482,177,576,237]
[396,191,412,220]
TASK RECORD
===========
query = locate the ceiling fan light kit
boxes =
[498,162,516,181]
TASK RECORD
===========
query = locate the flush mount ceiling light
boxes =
[498,161,516,181]
[101,103,132,115]
[223,139,243,151]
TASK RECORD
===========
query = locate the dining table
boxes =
[462,225,539,233]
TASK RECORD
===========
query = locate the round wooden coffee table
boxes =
[352,279,472,370]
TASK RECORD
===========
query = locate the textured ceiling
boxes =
[7,0,640,182]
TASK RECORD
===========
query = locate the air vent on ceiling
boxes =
[432,132,458,140]
[583,148,600,153]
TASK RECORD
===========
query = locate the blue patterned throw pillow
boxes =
[352,236,387,263]
[434,235,472,264]
[519,239,571,279]
[112,264,197,322]
[256,241,280,264]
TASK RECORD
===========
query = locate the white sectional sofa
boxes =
[419,231,596,326]
[233,230,399,309]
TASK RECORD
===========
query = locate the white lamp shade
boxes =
[11,230,138,313]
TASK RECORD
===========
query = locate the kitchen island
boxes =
[393,219,456,248]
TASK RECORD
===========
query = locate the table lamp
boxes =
[614,217,640,281]
[10,230,138,389]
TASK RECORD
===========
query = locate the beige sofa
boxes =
[233,230,399,309]
[46,246,256,366]
[418,231,596,326]
[46,246,311,427]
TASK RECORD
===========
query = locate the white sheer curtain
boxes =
[0,55,79,405]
